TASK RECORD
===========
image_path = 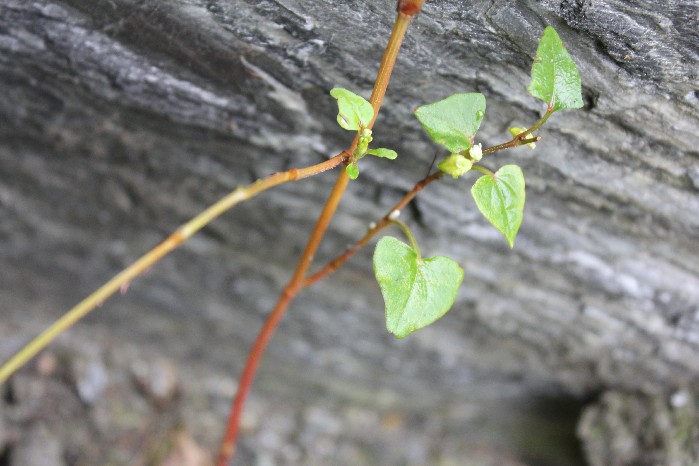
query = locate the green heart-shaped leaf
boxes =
[414,93,486,153]
[528,27,583,111]
[373,236,464,338]
[471,165,526,248]
[330,88,374,131]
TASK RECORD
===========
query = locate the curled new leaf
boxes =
[528,27,583,111]
[471,165,525,248]
[330,88,374,131]
[346,162,360,180]
[414,93,486,153]
[438,153,473,179]
[373,236,464,338]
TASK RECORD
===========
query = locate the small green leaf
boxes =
[346,162,359,180]
[366,148,398,159]
[373,236,464,338]
[528,27,583,111]
[470,165,525,248]
[330,88,375,131]
[509,126,529,138]
[414,93,486,153]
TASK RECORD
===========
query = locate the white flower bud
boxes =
[469,143,483,162]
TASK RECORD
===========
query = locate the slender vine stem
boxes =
[215,3,424,464]
[481,109,552,156]
[0,154,345,385]
[525,109,553,135]
[215,171,350,466]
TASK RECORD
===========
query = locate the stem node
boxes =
[397,0,425,16]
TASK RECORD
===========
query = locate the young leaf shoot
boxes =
[438,153,473,179]
[346,162,360,180]
[330,88,375,131]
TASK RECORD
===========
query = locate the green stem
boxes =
[472,165,495,177]
[391,220,421,259]
[520,136,541,146]
[526,109,554,135]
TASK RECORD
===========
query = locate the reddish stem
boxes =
[216,170,350,465]
[216,3,423,464]
[482,110,553,156]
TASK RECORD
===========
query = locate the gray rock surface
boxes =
[1,0,698,464]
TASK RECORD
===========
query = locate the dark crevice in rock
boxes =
[517,393,591,466]
[0,445,11,466]
[581,88,598,111]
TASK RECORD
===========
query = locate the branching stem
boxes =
[304,170,442,287]
[482,109,553,156]
[216,3,424,464]
[0,154,345,385]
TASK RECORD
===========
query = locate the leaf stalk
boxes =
[390,220,422,259]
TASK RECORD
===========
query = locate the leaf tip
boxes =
[389,328,411,339]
